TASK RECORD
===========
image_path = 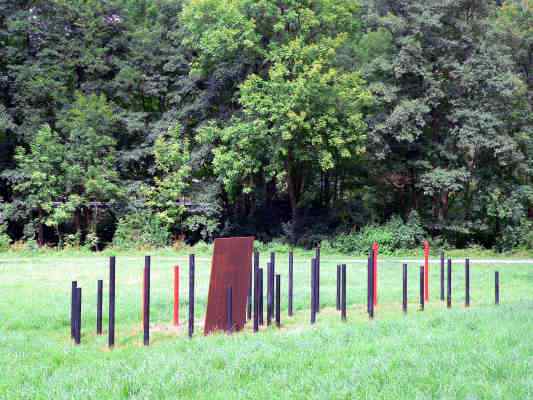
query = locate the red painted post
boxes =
[372,242,378,306]
[424,240,430,301]
[174,266,180,326]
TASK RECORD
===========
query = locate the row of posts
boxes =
[70,250,501,346]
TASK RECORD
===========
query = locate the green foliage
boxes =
[112,211,171,249]
[334,212,425,255]
[0,223,10,252]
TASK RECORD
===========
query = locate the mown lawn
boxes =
[0,252,532,399]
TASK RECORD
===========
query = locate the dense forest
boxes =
[0,0,531,252]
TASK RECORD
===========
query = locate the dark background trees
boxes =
[0,0,531,251]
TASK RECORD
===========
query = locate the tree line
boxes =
[0,0,531,251]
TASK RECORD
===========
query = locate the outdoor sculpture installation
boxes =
[204,236,254,335]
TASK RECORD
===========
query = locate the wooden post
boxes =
[97,280,103,335]
[188,254,195,338]
[173,266,180,326]
[402,264,407,313]
[275,274,281,328]
[108,256,115,348]
[341,264,347,321]
[288,251,293,317]
[143,256,150,346]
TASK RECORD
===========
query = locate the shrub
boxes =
[333,211,426,255]
[0,224,10,252]
[112,211,171,249]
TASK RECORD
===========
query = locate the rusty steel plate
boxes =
[204,236,254,335]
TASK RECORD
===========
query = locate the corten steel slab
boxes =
[204,236,254,335]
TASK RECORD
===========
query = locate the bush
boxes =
[497,218,533,252]
[112,211,171,249]
[333,211,426,255]
[0,224,10,252]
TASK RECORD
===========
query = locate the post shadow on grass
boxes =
[108,256,116,348]
[188,254,195,339]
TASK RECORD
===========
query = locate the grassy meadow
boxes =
[0,251,532,399]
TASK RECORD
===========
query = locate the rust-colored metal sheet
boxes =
[204,236,254,335]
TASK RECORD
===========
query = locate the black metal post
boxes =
[75,287,82,345]
[440,252,445,301]
[108,256,115,348]
[336,265,341,311]
[143,255,150,346]
[288,251,293,317]
[341,264,347,321]
[367,251,372,315]
[495,271,500,305]
[71,281,77,339]
[419,266,424,311]
[402,263,407,313]
[267,262,273,326]
[447,258,452,308]
[227,286,233,334]
[259,268,264,325]
[248,252,256,321]
[275,274,281,328]
[188,254,195,338]
[465,258,470,307]
[368,251,374,319]
[311,259,316,324]
[97,279,103,335]
[315,245,320,312]
[253,253,259,332]
[270,252,276,318]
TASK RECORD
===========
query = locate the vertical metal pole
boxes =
[336,265,341,311]
[71,281,77,339]
[402,263,408,313]
[288,251,293,317]
[419,266,424,311]
[310,259,316,324]
[247,255,253,321]
[275,274,281,328]
[267,262,273,326]
[440,252,445,301]
[108,256,115,348]
[253,252,259,332]
[97,280,103,335]
[495,271,500,305]
[315,245,320,312]
[465,258,470,307]
[447,258,452,308]
[188,254,195,338]
[341,264,347,321]
[367,251,372,315]
[372,242,378,306]
[143,256,150,346]
[369,255,374,319]
[173,266,180,326]
[259,268,264,325]
[227,286,233,334]
[270,252,276,317]
[75,287,82,345]
[424,241,429,301]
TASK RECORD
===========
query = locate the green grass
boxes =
[0,252,532,399]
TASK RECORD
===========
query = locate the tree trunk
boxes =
[285,149,304,243]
